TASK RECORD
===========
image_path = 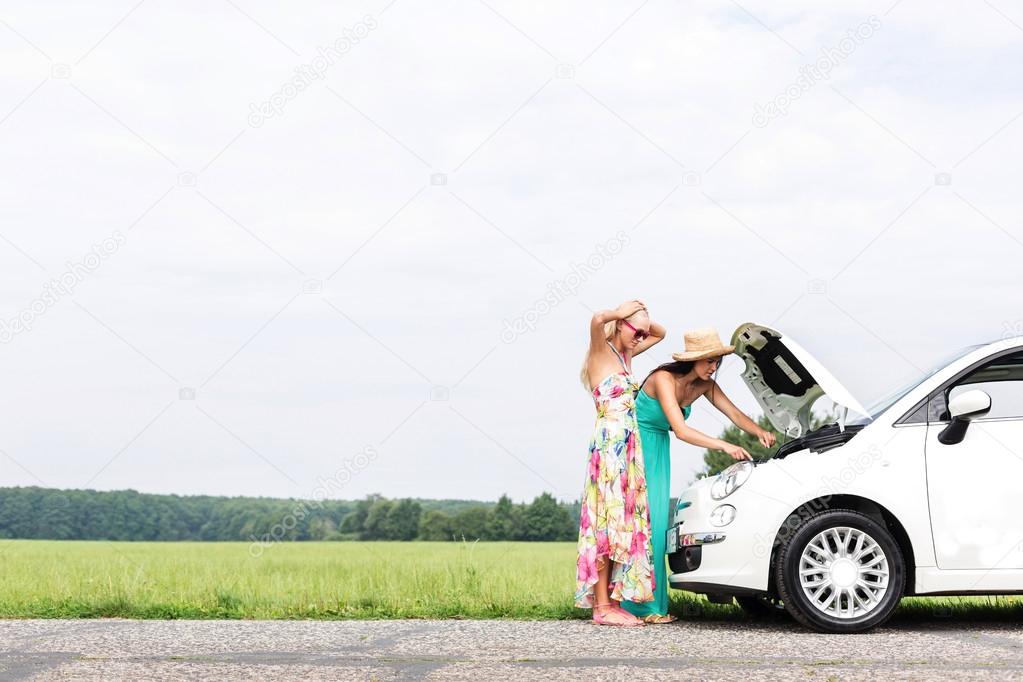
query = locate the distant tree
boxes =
[418,510,454,541]
[522,492,572,541]
[340,494,380,537]
[388,499,422,541]
[38,491,74,540]
[451,506,489,541]
[362,498,396,540]
[484,494,521,540]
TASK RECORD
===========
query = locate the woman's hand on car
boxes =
[723,443,753,461]
[757,429,777,449]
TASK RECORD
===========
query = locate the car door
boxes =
[924,350,1023,570]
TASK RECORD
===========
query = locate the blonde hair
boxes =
[580,310,649,390]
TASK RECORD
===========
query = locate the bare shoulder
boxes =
[642,368,670,396]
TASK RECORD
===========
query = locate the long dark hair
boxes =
[641,360,694,389]
[642,359,720,404]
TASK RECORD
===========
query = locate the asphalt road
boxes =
[2,618,1023,680]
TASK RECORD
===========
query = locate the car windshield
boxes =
[846,344,985,425]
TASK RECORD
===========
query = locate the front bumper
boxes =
[665,516,771,595]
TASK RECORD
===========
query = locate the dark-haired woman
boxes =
[621,327,776,623]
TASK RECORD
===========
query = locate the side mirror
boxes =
[938,390,992,445]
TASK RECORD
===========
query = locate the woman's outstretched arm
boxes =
[704,379,777,449]
[650,372,752,461]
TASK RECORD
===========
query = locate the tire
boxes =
[774,509,905,633]
[735,595,788,619]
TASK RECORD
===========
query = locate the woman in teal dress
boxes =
[622,327,777,623]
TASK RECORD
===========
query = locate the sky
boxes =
[1,0,1022,504]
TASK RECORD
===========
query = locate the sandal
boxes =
[592,606,645,627]
[640,613,678,624]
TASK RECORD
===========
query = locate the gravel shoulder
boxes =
[2,618,1023,680]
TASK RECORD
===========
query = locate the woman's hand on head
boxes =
[757,429,777,449]
[615,300,646,319]
[722,443,753,461]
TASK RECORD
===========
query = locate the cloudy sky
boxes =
[1,0,1022,504]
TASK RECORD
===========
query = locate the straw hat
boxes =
[672,327,735,362]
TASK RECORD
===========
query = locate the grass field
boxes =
[0,539,1021,621]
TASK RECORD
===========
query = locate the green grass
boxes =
[0,539,1020,621]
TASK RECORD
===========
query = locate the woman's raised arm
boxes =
[632,319,666,357]
[589,300,645,349]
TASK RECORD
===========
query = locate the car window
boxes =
[883,344,987,425]
[940,352,1023,421]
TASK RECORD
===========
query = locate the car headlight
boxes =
[710,461,754,500]
[709,504,737,527]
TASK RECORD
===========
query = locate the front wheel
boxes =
[775,510,905,633]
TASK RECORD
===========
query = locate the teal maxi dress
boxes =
[621,388,691,618]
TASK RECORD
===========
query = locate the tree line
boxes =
[0,487,578,542]
[340,493,578,541]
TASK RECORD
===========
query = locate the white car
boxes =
[667,322,1023,633]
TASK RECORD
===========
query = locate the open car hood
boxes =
[730,323,869,438]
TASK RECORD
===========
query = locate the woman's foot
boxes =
[592,605,645,627]
[640,613,678,624]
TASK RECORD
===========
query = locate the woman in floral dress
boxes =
[575,299,666,626]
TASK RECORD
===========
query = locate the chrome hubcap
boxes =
[798,526,889,619]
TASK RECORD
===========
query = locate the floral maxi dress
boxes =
[574,347,655,608]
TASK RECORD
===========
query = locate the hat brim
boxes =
[672,346,735,362]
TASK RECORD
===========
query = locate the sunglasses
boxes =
[622,320,650,341]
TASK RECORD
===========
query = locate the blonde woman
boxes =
[575,300,666,626]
